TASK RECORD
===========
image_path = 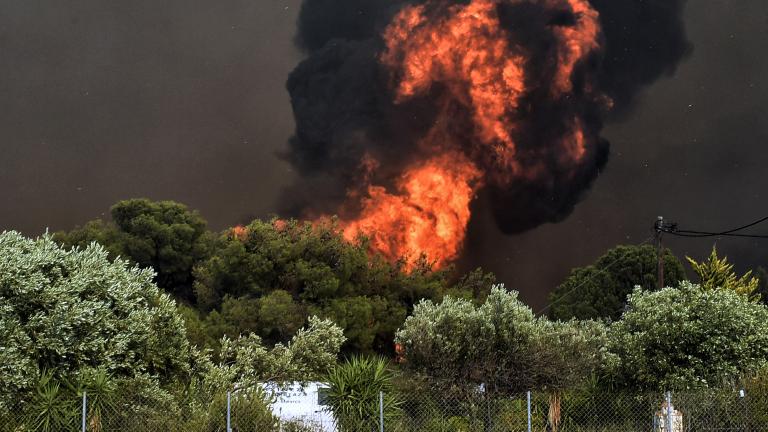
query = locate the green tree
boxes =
[55,198,211,301]
[549,245,686,321]
[396,285,607,394]
[314,296,407,354]
[0,231,191,408]
[687,246,760,300]
[608,282,768,390]
[758,267,768,305]
[51,219,127,260]
[192,219,484,355]
[198,291,306,349]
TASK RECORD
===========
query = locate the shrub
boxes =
[325,356,402,432]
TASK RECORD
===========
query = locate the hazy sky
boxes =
[2,0,767,308]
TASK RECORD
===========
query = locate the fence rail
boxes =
[2,389,767,431]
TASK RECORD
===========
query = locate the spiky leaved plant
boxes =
[25,371,78,432]
[324,356,402,432]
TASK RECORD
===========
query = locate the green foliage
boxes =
[549,245,686,321]
[179,389,278,432]
[687,246,760,300]
[51,198,497,356]
[25,372,79,432]
[325,356,401,432]
[758,267,768,305]
[54,199,211,300]
[199,291,306,349]
[0,231,191,408]
[211,316,346,386]
[396,285,608,394]
[51,219,127,261]
[193,219,493,354]
[608,282,768,390]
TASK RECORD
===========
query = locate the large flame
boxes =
[334,0,602,268]
[342,153,481,268]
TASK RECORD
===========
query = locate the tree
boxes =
[395,285,607,394]
[758,267,768,305]
[0,231,191,408]
[549,245,686,321]
[608,282,768,390]
[687,246,760,300]
[192,218,487,354]
[198,291,306,349]
[55,198,211,301]
[396,285,607,431]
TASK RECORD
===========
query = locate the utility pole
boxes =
[655,216,665,289]
[654,216,679,289]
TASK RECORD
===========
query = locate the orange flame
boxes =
[231,225,248,241]
[549,0,601,95]
[381,0,526,172]
[342,153,481,269]
[334,0,602,268]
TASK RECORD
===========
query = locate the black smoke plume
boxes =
[282,0,691,234]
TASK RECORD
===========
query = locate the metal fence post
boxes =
[81,391,87,432]
[527,391,532,432]
[665,391,673,432]
[379,391,384,432]
[226,391,231,432]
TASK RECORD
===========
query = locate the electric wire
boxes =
[663,215,768,238]
[662,230,768,239]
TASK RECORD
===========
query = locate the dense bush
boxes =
[608,282,768,390]
[55,199,498,356]
[0,231,191,408]
[396,285,607,394]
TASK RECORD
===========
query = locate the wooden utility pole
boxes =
[655,216,665,289]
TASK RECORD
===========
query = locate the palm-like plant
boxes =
[26,371,78,432]
[324,356,402,432]
[76,368,116,431]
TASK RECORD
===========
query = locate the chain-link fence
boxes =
[3,388,768,431]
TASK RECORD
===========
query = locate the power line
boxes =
[656,216,768,238]
[663,215,768,238]
[663,231,768,239]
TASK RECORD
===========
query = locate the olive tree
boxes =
[395,285,607,393]
[0,231,191,407]
[608,282,768,390]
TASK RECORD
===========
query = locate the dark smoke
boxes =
[282,0,691,234]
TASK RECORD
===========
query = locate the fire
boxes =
[333,0,603,268]
[381,0,526,172]
[231,225,248,241]
[342,154,481,269]
[550,0,601,95]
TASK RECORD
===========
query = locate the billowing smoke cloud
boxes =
[282,0,690,266]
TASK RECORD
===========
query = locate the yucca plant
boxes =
[75,368,116,431]
[25,371,79,432]
[324,356,402,432]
